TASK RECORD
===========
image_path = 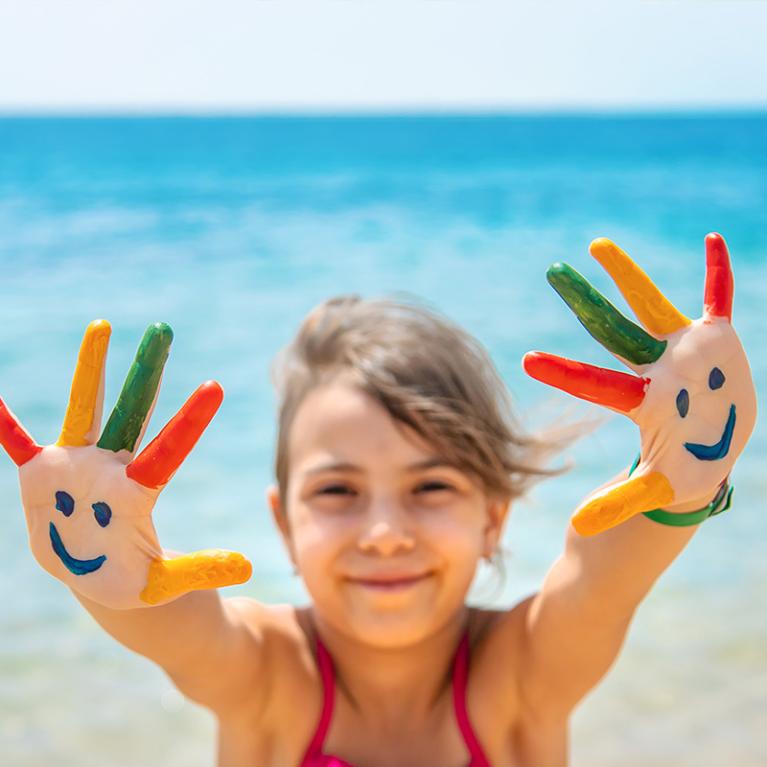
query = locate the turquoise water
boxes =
[0,115,765,765]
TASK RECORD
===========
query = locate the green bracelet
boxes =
[627,455,734,527]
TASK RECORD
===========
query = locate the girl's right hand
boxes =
[1,320,251,610]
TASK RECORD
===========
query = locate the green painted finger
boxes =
[97,323,174,453]
[547,263,666,366]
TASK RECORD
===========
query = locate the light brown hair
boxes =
[271,295,563,515]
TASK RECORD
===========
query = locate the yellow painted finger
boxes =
[140,549,252,605]
[590,238,691,336]
[572,471,675,536]
[57,320,112,447]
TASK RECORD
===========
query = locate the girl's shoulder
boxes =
[464,598,573,762]
[463,601,532,731]
[222,597,322,700]
[209,599,325,765]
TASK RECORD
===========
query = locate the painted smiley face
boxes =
[676,366,736,461]
[49,490,112,576]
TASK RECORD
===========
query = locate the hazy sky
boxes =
[1,1,765,112]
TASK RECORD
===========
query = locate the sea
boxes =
[0,114,765,766]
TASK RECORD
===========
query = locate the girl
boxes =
[1,234,755,766]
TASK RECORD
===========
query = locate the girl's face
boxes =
[269,382,508,647]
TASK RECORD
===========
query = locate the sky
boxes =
[0,1,766,112]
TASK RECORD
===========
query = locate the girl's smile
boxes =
[345,572,434,588]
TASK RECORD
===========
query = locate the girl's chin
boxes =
[343,618,440,649]
[324,602,462,648]
[307,575,473,647]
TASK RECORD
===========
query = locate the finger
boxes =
[57,319,111,447]
[703,232,733,322]
[139,549,252,606]
[523,351,648,415]
[547,263,667,367]
[127,381,224,489]
[97,323,173,455]
[571,471,675,536]
[589,238,691,335]
[0,398,41,466]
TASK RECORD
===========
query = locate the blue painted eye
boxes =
[676,389,689,418]
[709,367,725,390]
[92,502,112,528]
[55,491,75,517]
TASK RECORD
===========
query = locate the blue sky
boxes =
[1,1,765,112]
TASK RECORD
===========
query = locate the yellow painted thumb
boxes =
[140,549,252,606]
[572,471,675,536]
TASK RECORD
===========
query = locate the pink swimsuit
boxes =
[299,630,491,767]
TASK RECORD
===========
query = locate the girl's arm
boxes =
[1,320,259,711]
[517,466,701,719]
[511,234,756,721]
[72,590,267,713]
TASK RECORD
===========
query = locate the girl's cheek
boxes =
[292,505,358,553]
[417,511,482,552]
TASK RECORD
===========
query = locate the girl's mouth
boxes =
[348,573,432,591]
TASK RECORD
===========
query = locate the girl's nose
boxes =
[357,503,415,556]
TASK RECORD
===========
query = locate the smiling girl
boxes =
[1,235,755,766]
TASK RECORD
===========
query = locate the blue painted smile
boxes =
[684,404,736,461]
[49,522,107,575]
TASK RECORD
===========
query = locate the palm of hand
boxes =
[21,444,161,608]
[1,321,251,608]
[524,233,757,535]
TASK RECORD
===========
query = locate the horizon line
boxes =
[1,103,767,119]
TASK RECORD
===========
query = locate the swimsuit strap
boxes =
[301,629,492,767]
[300,636,337,764]
[452,631,492,767]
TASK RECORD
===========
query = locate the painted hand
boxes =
[523,233,757,536]
[0,321,252,608]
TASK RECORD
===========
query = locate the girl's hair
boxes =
[271,295,562,513]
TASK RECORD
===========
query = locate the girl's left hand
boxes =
[523,233,757,536]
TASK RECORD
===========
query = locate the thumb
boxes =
[140,549,252,606]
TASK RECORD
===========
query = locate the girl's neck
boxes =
[308,605,470,731]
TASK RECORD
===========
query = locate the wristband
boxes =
[628,454,734,527]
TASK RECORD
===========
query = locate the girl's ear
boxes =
[267,485,297,565]
[483,497,511,559]
[267,484,282,519]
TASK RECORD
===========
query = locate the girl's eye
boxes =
[317,484,354,496]
[416,481,453,493]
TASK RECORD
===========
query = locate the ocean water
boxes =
[0,114,765,766]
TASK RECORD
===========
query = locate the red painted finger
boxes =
[704,232,733,322]
[0,397,42,466]
[126,381,224,489]
[523,351,649,413]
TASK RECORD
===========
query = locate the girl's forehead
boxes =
[288,384,436,469]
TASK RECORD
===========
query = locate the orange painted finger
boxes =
[0,398,41,466]
[126,381,223,489]
[523,351,648,414]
